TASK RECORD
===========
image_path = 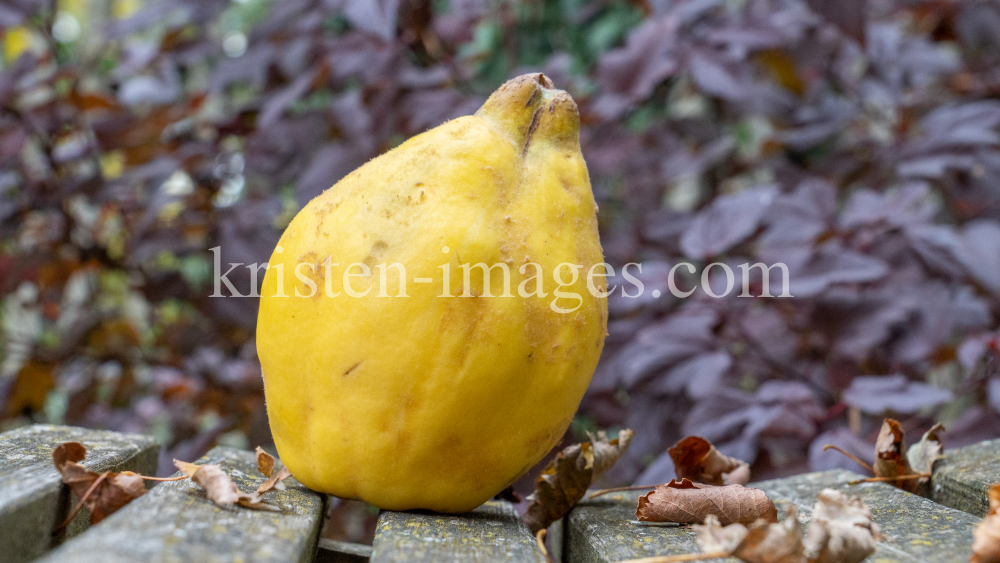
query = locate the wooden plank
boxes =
[932,437,1000,517]
[37,446,327,563]
[0,424,158,563]
[370,500,547,563]
[565,469,982,563]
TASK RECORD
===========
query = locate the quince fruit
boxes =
[256,74,608,513]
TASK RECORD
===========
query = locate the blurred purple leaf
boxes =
[258,66,319,128]
[957,219,1000,297]
[805,0,866,45]
[787,242,889,297]
[761,179,835,248]
[680,185,776,259]
[941,406,1000,448]
[652,350,732,398]
[989,379,1000,414]
[592,17,678,119]
[613,308,717,388]
[842,374,952,414]
[342,0,399,41]
[689,52,746,101]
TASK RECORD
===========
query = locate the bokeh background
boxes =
[2,0,1000,544]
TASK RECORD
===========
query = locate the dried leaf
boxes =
[191,464,242,506]
[176,458,281,511]
[803,489,881,563]
[524,429,634,533]
[905,422,944,476]
[173,459,201,478]
[256,467,291,495]
[694,514,748,553]
[255,446,275,478]
[972,483,1000,563]
[53,441,87,470]
[669,436,750,486]
[873,419,915,492]
[732,506,805,563]
[111,472,147,502]
[694,507,804,563]
[694,491,879,563]
[635,478,777,526]
[51,442,147,525]
[826,419,944,496]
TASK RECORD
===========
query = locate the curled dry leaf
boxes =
[253,446,292,494]
[869,419,942,495]
[635,478,777,526]
[694,508,804,563]
[694,514,749,553]
[173,459,201,478]
[191,464,243,506]
[52,442,147,525]
[669,436,750,486]
[734,506,805,563]
[693,489,878,563]
[172,458,282,512]
[257,467,291,495]
[825,418,945,497]
[972,483,1000,563]
[256,446,276,478]
[904,422,944,496]
[254,446,274,478]
[873,419,912,487]
[524,429,634,533]
[803,489,881,563]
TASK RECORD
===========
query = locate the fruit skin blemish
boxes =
[256,74,607,513]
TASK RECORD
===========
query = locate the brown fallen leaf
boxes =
[524,429,634,533]
[173,458,281,511]
[734,507,805,563]
[693,514,749,553]
[972,483,1000,563]
[803,489,881,563]
[257,467,292,495]
[635,478,777,526]
[252,446,292,494]
[256,446,275,477]
[173,459,201,478]
[191,463,243,506]
[690,489,879,563]
[52,442,149,525]
[669,436,750,486]
[694,509,805,563]
[873,419,914,491]
[826,418,943,496]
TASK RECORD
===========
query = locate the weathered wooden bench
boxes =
[4,424,999,562]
